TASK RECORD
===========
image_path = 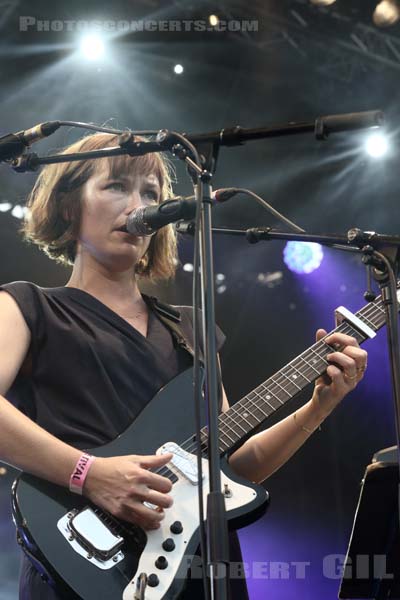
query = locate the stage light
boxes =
[257,271,283,287]
[174,64,184,74]
[79,34,105,60]
[373,0,400,26]
[310,0,337,6]
[183,263,193,272]
[0,203,12,212]
[11,205,27,219]
[283,242,324,274]
[365,133,388,157]
[209,14,219,27]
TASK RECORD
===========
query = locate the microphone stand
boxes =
[357,244,400,529]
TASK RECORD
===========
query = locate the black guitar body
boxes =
[12,368,269,599]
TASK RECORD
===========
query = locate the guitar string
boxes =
[154,298,387,480]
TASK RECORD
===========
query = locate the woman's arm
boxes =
[225,329,368,483]
[0,291,173,530]
[0,291,82,483]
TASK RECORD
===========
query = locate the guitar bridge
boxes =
[57,507,125,570]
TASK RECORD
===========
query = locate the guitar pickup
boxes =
[57,507,125,569]
[158,442,203,485]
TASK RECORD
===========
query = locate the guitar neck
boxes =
[202,293,388,456]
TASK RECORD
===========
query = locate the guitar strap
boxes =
[144,294,203,362]
[144,295,223,390]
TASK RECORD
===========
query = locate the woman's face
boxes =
[76,166,161,272]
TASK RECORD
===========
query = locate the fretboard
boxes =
[203,292,389,456]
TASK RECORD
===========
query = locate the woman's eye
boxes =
[143,190,159,203]
[106,182,125,191]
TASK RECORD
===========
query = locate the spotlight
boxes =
[365,133,388,157]
[373,0,400,26]
[0,202,12,212]
[309,0,337,6]
[183,263,193,272]
[174,64,184,75]
[79,34,105,60]
[11,205,27,219]
[257,271,283,287]
[209,14,219,27]
[283,242,323,274]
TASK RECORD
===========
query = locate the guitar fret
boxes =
[359,313,375,328]
[307,346,328,369]
[250,399,270,417]
[279,369,303,391]
[296,354,320,376]
[339,322,366,345]
[364,302,385,323]
[219,426,236,444]
[245,390,273,416]
[234,407,258,428]
[269,376,292,398]
[219,431,239,451]
[258,385,283,409]
[223,414,247,435]
[284,364,311,385]
[230,406,253,428]
[226,407,253,432]
[219,438,231,453]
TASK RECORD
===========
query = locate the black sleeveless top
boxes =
[1,281,249,600]
[1,281,225,448]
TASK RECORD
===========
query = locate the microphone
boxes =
[315,110,384,140]
[124,188,240,236]
[0,121,61,162]
[125,198,196,236]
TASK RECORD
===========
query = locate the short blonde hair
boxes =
[20,132,178,280]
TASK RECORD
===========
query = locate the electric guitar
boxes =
[12,292,391,599]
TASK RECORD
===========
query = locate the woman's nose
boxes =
[125,191,145,213]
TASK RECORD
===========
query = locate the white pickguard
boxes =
[122,444,263,600]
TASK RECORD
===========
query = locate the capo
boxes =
[335,306,376,339]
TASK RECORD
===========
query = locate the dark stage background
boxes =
[0,1,399,598]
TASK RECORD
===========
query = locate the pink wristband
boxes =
[69,453,96,495]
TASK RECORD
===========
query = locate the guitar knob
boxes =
[147,573,159,587]
[162,538,175,552]
[170,520,183,534]
[155,556,168,570]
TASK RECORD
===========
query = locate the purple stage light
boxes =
[283,242,324,274]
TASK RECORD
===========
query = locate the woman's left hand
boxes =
[311,329,368,419]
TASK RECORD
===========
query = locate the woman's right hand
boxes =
[83,453,174,530]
